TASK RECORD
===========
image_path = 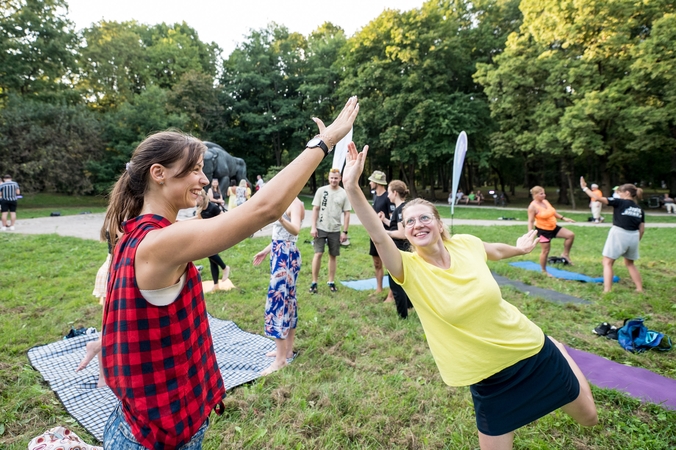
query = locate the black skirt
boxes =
[470,335,580,436]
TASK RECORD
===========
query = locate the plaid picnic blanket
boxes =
[27,315,275,442]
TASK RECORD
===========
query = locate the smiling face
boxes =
[328,171,341,188]
[164,152,208,210]
[403,204,443,248]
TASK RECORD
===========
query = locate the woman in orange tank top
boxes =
[527,186,576,274]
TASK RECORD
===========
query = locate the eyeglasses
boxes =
[405,214,434,228]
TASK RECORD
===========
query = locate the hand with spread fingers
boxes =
[516,229,539,254]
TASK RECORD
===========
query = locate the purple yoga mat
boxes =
[567,346,676,411]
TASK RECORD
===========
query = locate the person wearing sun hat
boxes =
[368,170,392,296]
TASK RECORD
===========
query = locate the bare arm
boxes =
[387,221,406,240]
[639,222,645,240]
[483,230,538,261]
[139,97,360,277]
[278,198,304,236]
[310,205,319,238]
[580,176,609,205]
[252,244,272,266]
[527,204,536,232]
[343,143,403,280]
[340,209,350,242]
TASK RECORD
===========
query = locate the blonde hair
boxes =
[195,190,209,216]
[238,179,248,187]
[530,185,544,196]
[101,131,205,244]
[402,198,451,250]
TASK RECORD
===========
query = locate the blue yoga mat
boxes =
[509,261,619,283]
[341,277,390,291]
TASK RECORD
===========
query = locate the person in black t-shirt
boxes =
[379,180,414,318]
[368,170,392,295]
[580,177,645,293]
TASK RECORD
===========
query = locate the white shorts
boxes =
[602,226,640,261]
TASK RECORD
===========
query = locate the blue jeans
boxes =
[103,403,209,449]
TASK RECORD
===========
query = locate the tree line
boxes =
[1,0,675,201]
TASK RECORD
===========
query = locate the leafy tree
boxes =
[0,0,79,102]
[477,0,676,201]
[340,1,496,196]
[79,20,150,110]
[0,95,103,193]
[629,12,676,194]
[167,70,224,138]
[220,24,308,176]
[88,85,188,192]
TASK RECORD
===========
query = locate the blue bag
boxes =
[617,318,672,353]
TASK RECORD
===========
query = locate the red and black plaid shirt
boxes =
[102,214,225,449]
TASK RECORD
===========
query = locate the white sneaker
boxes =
[9,226,14,231]
[0,227,6,231]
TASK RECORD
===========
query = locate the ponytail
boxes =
[100,130,206,245]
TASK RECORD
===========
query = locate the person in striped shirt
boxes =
[0,174,20,231]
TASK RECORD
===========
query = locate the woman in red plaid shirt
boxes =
[99,97,360,449]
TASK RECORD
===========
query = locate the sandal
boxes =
[327,282,338,293]
[309,282,318,294]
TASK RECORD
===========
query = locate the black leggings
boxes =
[388,274,413,319]
[208,254,226,284]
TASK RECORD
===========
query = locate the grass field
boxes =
[1,202,676,448]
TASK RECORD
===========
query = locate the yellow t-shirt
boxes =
[392,234,544,386]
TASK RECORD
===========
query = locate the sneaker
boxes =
[327,282,338,293]
[9,226,14,231]
[592,322,611,336]
[0,227,6,231]
[309,282,318,294]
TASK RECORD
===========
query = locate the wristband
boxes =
[342,230,348,234]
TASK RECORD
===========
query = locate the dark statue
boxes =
[202,142,248,191]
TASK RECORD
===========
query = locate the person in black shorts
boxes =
[368,170,392,295]
[0,174,20,231]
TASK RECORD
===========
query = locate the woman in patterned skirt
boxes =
[253,197,304,375]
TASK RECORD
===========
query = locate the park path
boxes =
[11,207,676,241]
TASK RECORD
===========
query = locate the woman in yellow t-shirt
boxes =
[527,186,576,274]
[342,143,597,450]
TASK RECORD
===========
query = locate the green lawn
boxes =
[1,221,675,448]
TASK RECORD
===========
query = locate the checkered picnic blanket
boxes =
[27,315,275,442]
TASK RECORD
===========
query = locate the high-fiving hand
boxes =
[342,141,369,187]
[311,96,359,150]
[515,229,539,255]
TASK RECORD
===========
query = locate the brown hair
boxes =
[402,198,452,248]
[388,180,409,200]
[101,130,206,243]
[618,183,643,200]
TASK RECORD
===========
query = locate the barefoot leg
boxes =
[77,339,102,372]
[261,338,288,376]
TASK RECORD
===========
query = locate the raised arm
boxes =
[483,230,538,261]
[527,204,536,232]
[342,143,403,280]
[142,97,360,268]
[580,176,609,205]
[278,198,304,236]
